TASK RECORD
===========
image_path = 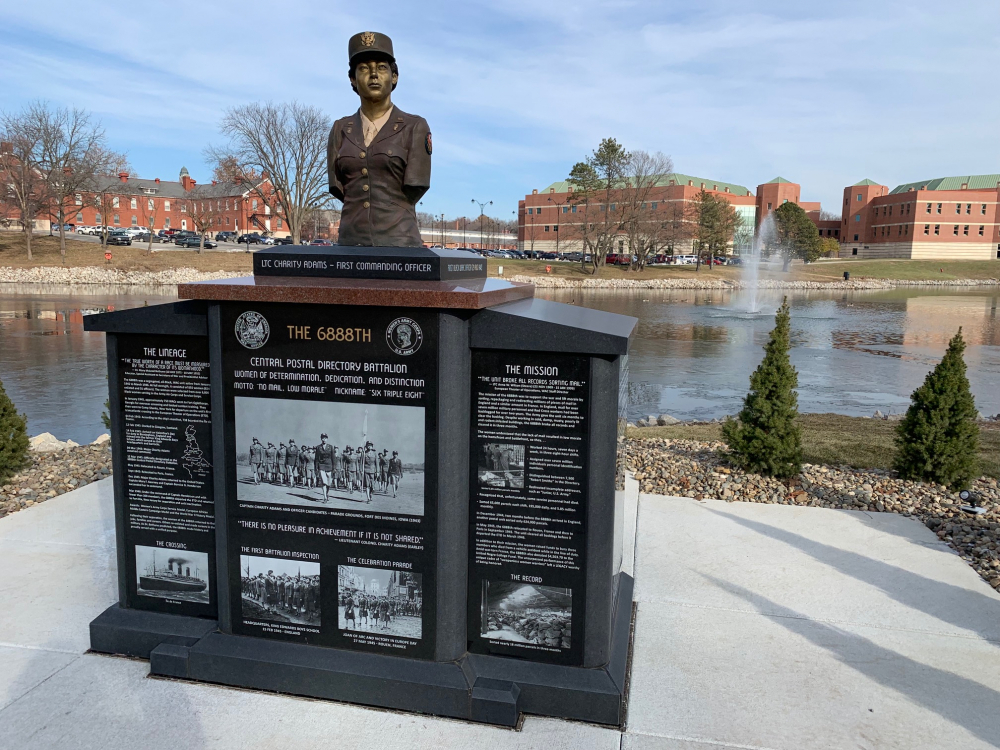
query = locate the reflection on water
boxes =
[538,287,1000,422]
[0,285,176,444]
[0,284,997,442]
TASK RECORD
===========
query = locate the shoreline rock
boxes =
[514,274,1000,290]
[0,266,237,286]
[625,436,1000,591]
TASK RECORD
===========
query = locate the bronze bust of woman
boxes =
[328,32,431,247]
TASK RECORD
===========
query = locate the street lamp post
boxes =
[471,198,492,252]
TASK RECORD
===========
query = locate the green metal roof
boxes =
[543,172,753,196]
[763,176,793,184]
[890,174,1000,194]
[852,178,880,186]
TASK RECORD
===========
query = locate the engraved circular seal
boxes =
[235,311,270,349]
[386,317,423,356]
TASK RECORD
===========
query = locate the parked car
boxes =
[106,230,132,246]
[215,231,238,243]
[169,231,197,243]
[308,238,333,246]
[236,234,264,244]
[727,257,744,266]
[176,235,218,249]
[272,236,294,245]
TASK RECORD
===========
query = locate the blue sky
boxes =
[2,1,996,220]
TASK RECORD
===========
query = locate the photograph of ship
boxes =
[240,554,321,627]
[234,397,425,517]
[477,443,525,490]
[135,545,209,604]
[481,581,571,649]
[338,565,423,640]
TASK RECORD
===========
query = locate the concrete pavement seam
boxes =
[632,599,1000,644]
[624,729,782,750]
[0,642,82,655]
[0,654,81,714]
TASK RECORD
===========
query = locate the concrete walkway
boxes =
[2,478,999,749]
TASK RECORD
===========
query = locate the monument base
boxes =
[90,575,633,727]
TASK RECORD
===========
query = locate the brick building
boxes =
[839,174,1000,260]
[518,173,829,255]
[66,167,286,236]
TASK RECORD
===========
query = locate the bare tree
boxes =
[207,102,335,245]
[184,193,223,253]
[137,191,159,254]
[620,150,673,270]
[90,152,134,248]
[0,114,47,260]
[819,209,841,221]
[30,103,122,261]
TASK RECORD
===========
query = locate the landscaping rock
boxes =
[1,444,112,518]
[657,414,681,426]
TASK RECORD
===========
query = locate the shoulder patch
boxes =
[425,132,432,155]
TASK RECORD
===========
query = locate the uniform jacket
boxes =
[328,107,431,247]
[315,443,335,471]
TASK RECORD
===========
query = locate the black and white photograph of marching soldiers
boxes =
[135,545,210,604]
[477,443,525,490]
[481,581,572,649]
[338,566,423,639]
[240,555,321,627]
[234,397,425,517]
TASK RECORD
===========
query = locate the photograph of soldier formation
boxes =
[234,397,425,516]
[477,443,526,490]
[240,555,321,628]
[337,566,423,640]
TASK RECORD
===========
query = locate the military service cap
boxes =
[348,31,395,65]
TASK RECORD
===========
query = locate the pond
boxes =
[1,284,997,444]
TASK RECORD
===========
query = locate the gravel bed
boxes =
[0,266,236,285]
[514,275,1000,289]
[0,444,112,518]
[626,437,1000,591]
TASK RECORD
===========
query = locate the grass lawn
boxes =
[628,413,1000,479]
[0,232,255,274]
[492,257,1000,283]
[797,259,1000,282]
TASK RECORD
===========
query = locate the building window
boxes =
[76,212,83,222]
[544,226,550,232]
[113,213,120,224]
[979,225,985,236]
[562,206,568,213]
[276,218,282,229]
[852,248,858,255]
[857,193,862,201]
[148,199,154,211]
[934,225,940,235]
[651,202,657,210]
[130,198,137,209]
[853,234,859,241]
[855,214,860,222]
[610,203,616,211]
[181,220,187,230]
[937,203,942,213]
[982,204,987,215]
[112,197,119,208]
[554,225,558,232]
[924,224,930,235]
[74,193,82,205]
[180,203,186,212]
[164,218,170,228]
[767,202,772,210]
[956,204,961,214]
[164,201,171,211]
[889,205,892,216]
[964,225,969,235]
[926,203,931,213]
[571,205,577,213]
[954,225,959,235]
[252,199,258,210]
[527,207,532,215]
[95,213,102,224]
[131,216,138,226]
[966,204,971,214]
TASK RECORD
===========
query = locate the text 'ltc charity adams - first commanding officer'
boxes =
[328,31,432,248]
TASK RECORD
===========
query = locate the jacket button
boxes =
[361,168,368,176]
[363,201,370,208]
[387,149,393,155]
[359,151,366,158]
[362,184,369,192]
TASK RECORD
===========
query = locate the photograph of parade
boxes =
[240,554,321,627]
[477,443,525,490]
[135,545,210,604]
[338,565,423,639]
[481,580,572,649]
[234,397,425,516]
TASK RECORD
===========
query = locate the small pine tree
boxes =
[722,298,802,478]
[0,377,29,482]
[894,328,978,490]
